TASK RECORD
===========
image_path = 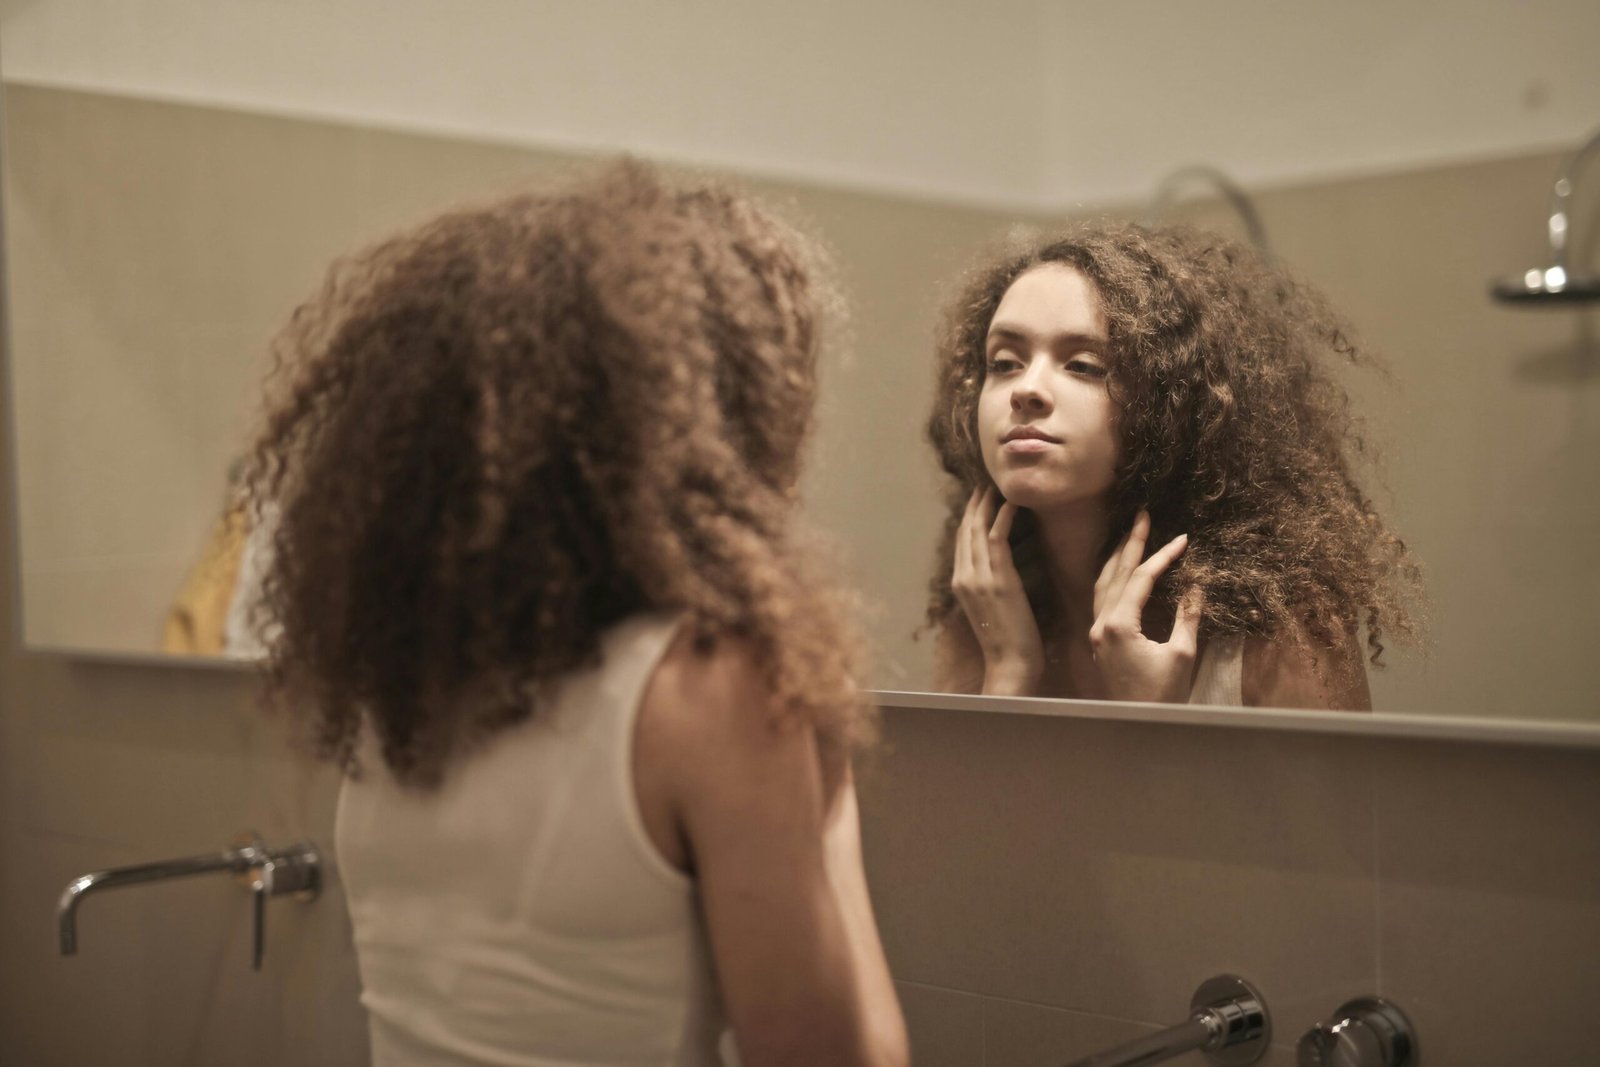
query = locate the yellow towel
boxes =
[161,503,250,655]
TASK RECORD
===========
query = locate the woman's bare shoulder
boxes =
[642,630,779,743]
[1240,625,1372,711]
[634,630,826,870]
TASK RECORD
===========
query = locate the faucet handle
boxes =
[251,876,268,970]
[232,832,321,971]
[261,841,321,898]
[1297,997,1417,1067]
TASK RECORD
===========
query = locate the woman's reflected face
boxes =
[978,264,1119,511]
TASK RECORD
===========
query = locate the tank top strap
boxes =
[1188,635,1245,706]
[581,611,689,889]
[574,611,685,730]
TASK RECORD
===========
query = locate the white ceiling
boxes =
[2,0,1597,210]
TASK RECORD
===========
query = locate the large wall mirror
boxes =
[4,3,1599,727]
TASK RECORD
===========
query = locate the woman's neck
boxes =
[1033,501,1116,634]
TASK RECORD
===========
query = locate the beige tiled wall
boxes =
[7,371,1600,1065]
[860,706,1600,1066]
[23,669,1590,1067]
[4,89,1599,1067]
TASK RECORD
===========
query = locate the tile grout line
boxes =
[909,981,1165,1032]
[1370,739,1384,994]
[979,990,988,1067]
[982,995,1155,1028]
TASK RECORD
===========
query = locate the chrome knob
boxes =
[1297,997,1417,1067]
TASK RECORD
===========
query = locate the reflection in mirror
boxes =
[1,84,1037,665]
[4,4,1599,727]
[1144,166,1273,252]
[901,150,1600,721]
[1490,125,1600,304]
[921,225,1419,712]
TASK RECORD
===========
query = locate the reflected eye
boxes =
[986,353,1023,374]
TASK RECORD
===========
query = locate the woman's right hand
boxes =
[951,486,1045,696]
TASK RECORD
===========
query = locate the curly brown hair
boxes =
[926,221,1421,663]
[246,161,868,789]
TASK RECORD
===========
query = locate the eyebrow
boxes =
[985,324,1109,350]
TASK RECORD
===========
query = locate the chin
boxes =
[993,471,1108,512]
[991,473,1062,510]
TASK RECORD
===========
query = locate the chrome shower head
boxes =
[1492,125,1600,306]
[1491,265,1600,304]
[1145,165,1271,252]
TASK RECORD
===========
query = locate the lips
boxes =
[1000,426,1061,456]
[1002,426,1062,444]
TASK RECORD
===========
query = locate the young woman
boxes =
[926,223,1420,710]
[245,162,907,1067]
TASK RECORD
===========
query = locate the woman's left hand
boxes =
[1090,510,1204,704]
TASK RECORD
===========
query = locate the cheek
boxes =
[1099,418,1124,478]
[977,386,1005,425]
[966,404,1004,479]
[1085,394,1117,441]
[1076,395,1121,475]
[975,389,1003,448]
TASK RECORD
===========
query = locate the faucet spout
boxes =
[57,847,253,956]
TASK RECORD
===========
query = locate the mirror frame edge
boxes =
[869,688,1600,750]
[0,78,30,665]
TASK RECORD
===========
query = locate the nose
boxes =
[1010,362,1052,413]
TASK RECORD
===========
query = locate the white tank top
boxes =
[1188,636,1245,706]
[335,613,726,1067]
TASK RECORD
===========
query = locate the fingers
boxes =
[1170,585,1204,652]
[1116,510,1152,578]
[978,487,998,529]
[970,487,998,579]
[956,487,983,580]
[1094,515,1135,597]
[1095,509,1149,610]
[957,486,1006,592]
[989,499,1019,564]
[962,487,986,531]
[1113,533,1190,628]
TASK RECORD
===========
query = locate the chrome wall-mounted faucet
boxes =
[1060,974,1270,1067]
[57,831,321,970]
